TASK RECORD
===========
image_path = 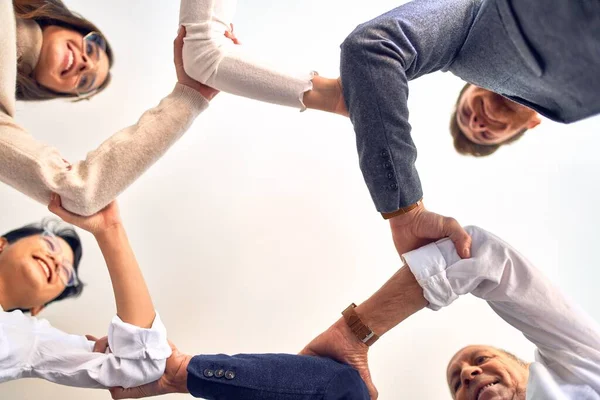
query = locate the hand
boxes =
[86,335,110,353]
[224,23,241,45]
[388,202,471,258]
[48,195,122,236]
[300,319,378,399]
[334,77,348,117]
[174,27,219,100]
[303,76,348,117]
[110,341,192,399]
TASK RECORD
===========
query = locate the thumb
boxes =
[298,347,317,357]
[94,337,110,354]
[445,218,472,258]
[173,26,186,66]
[47,194,70,220]
[47,194,82,225]
[357,367,378,400]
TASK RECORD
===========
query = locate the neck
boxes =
[0,276,13,311]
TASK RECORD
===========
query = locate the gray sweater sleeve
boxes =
[340,0,479,213]
[0,3,209,216]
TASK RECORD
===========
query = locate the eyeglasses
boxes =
[40,231,79,288]
[75,32,107,97]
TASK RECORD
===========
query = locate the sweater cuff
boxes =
[402,243,459,311]
[172,83,210,114]
[107,312,172,360]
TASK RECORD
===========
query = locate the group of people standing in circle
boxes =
[1,0,599,399]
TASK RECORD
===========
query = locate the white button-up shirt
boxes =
[403,226,600,400]
[0,307,171,389]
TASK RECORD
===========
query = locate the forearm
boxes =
[340,17,422,213]
[302,76,348,116]
[355,265,427,336]
[0,85,207,217]
[94,224,155,328]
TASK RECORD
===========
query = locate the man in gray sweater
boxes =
[339,0,599,260]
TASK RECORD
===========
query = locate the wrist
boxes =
[355,266,427,335]
[304,76,347,116]
[354,302,384,337]
[92,222,124,239]
[382,199,424,221]
[332,317,370,352]
[173,355,192,394]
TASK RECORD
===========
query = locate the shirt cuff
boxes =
[107,312,172,360]
[402,242,459,311]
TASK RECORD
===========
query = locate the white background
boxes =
[1,0,599,399]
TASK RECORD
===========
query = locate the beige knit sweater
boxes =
[1,2,209,216]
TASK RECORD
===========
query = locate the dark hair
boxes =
[2,218,84,309]
[449,83,526,157]
[14,0,114,101]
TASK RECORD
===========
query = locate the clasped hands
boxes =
[300,202,471,400]
[88,202,469,400]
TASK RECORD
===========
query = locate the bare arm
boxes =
[355,265,427,335]
[94,220,154,327]
[49,197,154,328]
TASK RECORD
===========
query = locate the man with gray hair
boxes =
[302,226,600,399]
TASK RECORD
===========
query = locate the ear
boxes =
[0,237,7,253]
[527,115,541,130]
[30,304,45,316]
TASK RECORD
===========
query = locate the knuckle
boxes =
[446,217,458,225]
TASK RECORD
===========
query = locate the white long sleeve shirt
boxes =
[0,307,172,389]
[403,226,600,400]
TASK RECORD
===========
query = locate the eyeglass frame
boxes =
[40,230,79,288]
[74,31,108,98]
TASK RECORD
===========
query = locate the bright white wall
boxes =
[1,0,599,399]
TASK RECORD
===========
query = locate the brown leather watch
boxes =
[381,198,423,220]
[342,303,379,346]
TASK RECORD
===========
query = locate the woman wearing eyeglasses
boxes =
[0,196,172,388]
[1,0,345,218]
[1,0,218,217]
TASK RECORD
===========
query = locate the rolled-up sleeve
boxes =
[0,309,171,389]
[402,226,600,392]
[108,314,171,360]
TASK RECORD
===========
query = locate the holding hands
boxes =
[174,26,220,100]
[109,342,192,399]
[301,319,378,399]
[388,202,471,258]
[48,194,122,236]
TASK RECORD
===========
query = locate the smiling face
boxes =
[0,235,74,312]
[456,85,541,145]
[447,346,529,400]
[33,26,110,95]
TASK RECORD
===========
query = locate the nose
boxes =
[79,53,93,72]
[47,252,64,269]
[460,365,482,388]
[469,113,487,133]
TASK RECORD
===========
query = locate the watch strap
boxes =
[342,303,379,346]
[381,199,423,220]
